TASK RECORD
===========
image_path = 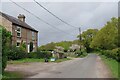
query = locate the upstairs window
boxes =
[17,27,21,37]
[32,32,35,40]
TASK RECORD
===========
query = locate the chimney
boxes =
[18,14,25,22]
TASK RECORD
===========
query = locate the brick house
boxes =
[0,12,38,52]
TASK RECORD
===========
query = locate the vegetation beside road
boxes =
[1,17,119,79]
[55,58,71,63]
[2,71,24,79]
[7,58,45,64]
[100,55,119,78]
[8,57,72,64]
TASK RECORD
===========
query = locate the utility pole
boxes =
[79,27,82,54]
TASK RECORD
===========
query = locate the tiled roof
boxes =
[0,12,38,32]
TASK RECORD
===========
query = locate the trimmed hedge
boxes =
[100,48,120,61]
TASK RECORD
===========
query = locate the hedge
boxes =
[28,50,52,59]
[100,48,120,61]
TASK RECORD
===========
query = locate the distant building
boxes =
[53,46,65,59]
[0,12,38,52]
[69,44,80,51]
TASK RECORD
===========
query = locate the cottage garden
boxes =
[0,17,120,78]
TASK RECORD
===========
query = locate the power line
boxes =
[9,0,76,37]
[33,0,79,29]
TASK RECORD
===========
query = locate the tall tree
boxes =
[39,42,56,51]
[90,17,118,50]
[77,29,98,52]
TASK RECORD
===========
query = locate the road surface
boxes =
[6,54,111,78]
[26,54,111,78]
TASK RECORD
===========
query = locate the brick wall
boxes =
[0,15,12,32]
[0,15,38,52]
[12,24,38,52]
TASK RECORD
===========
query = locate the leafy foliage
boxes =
[100,48,120,61]
[0,25,11,72]
[28,50,52,59]
[77,29,98,52]
[39,42,56,51]
[39,41,73,51]
[7,46,27,60]
[90,17,118,50]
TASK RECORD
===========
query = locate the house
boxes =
[53,46,65,59]
[69,44,80,51]
[0,12,38,52]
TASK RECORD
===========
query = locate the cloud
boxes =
[1,2,118,46]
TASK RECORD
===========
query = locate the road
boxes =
[27,54,111,78]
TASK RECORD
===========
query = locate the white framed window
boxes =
[16,26,21,37]
[32,32,35,40]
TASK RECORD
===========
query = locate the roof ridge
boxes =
[0,11,38,32]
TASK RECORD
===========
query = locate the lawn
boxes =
[7,58,72,64]
[7,58,45,64]
[2,71,24,80]
[101,55,119,78]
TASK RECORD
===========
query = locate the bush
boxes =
[37,51,52,59]
[28,52,37,58]
[1,27,11,72]
[7,46,27,60]
[100,48,120,61]
[28,50,52,59]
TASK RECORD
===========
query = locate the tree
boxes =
[56,41,72,51]
[90,17,118,50]
[39,42,56,51]
[77,29,98,53]
[0,25,11,72]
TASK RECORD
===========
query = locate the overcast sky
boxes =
[0,0,118,46]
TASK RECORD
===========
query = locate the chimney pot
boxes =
[18,14,25,22]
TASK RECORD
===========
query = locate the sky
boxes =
[0,0,118,46]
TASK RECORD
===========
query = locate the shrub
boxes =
[28,50,52,59]
[75,50,81,56]
[28,52,37,58]
[0,26,11,72]
[100,48,120,61]
[64,49,68,52]
[36,51,52,59]
[7,46,27,60]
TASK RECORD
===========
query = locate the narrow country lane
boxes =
[28,54,111,78]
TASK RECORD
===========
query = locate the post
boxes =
[79,27,81,54]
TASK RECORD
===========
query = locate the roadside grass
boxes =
[2,71,24,80]
[75,53,88,58]
[100,55,119,78]
[7,58,72,64]
[7,58,45,64]
[55,58,71,63]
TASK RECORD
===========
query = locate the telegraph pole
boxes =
[79,27,82,54]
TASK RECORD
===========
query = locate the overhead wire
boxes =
[33,0,79,29]
[9,0,76,37]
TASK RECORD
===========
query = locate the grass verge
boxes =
[55,58,71,63]
[7,58,45,64]
[2,71,24,80]
[7,58,72,64]
[100,55,119,78]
